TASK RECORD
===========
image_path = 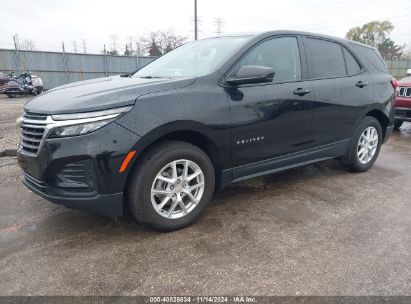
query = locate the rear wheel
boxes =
[127,140,215,231]
[394,120,403,130]
[342,116,382,172]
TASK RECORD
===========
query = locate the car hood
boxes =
[24,75,196,114]
[399,76,411,86]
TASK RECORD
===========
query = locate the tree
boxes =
[124,43,132,56]
[159,30,186,54]
[346,20,394,47]
[20,39,36,51]
[379,38,403,60]
[143,30,186,56]
[108,35,119,55]
[346,20,403,59]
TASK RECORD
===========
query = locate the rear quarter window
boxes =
[350,43,389,73]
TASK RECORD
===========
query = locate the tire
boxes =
[394,120,403,130]
[127,140,215,231]
[342,116,382,172]
[6,93,17,98]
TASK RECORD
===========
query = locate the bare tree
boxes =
[141,30,186,56]
[108,35,119,55]
[72,41,78,53]
[81,39,87,53]
[134,36,146,56]
[159,30,186,54]
[20,39,36,51]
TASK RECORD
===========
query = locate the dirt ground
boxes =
[0,94,410,296]
[0,95,26,151]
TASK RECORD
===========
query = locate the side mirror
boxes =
[407,69,411,76]
[226,66,274,85]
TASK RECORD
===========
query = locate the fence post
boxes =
[61,42,69,83]
[103,44,108,76]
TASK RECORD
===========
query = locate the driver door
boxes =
[227,36,315,177]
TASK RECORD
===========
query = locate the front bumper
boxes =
[394,107,411,122]
[17,122,140,217]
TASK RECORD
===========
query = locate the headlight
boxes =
[47,106,132,138]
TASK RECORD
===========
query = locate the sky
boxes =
[0,0,410,54]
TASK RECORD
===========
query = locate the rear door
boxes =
[303,37,375,147]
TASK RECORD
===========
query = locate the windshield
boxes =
[133,36,250,78]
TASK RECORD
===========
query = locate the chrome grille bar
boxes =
[398,87,411,97]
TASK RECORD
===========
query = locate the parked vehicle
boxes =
[0,72,9,88]
[0,72,43,98]
[17,31,396,231]
[394,74,411,129]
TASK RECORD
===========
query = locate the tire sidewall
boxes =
[349,117,382,171]
[129,142,215,231]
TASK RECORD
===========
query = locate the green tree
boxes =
[346,20,393,47]
[346,20,403,59]
[378,38,403,60]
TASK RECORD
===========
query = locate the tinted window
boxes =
[306,38,346,78]
[239,37,301,82]
[350,43,389,73]
[343,47,361,74]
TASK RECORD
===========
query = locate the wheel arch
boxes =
[364,109,389,139]
[123,121,225,194]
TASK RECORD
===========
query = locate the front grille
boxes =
[398,87,411,97]
[20,112,48,155]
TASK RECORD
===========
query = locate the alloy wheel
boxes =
[151,159,205,219]
[357,126,378,164]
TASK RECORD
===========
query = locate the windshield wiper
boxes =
[138,75,164,79]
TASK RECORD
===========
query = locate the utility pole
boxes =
[194,0,198,40]
[213,18,225,35]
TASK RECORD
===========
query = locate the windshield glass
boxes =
[133,36,250,78]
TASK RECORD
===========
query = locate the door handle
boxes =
[293,88,311,96]
[356,81,368,88]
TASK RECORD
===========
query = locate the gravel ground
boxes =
[0,95,27,152]
[0,106,410,296]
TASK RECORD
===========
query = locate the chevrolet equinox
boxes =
[18,31,396,231]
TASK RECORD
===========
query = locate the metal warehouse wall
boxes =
[0,49,156,89]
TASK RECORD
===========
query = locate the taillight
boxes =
[391,78,398,91]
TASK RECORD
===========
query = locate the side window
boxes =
[305,38,346,78]
[239,37,301,83]
[350,43,389,73]
[343,47,361,74]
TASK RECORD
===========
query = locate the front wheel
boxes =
[127,140,215,231]
[6,93,18,98]
[342,116,382,172]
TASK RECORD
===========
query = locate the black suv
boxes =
[18,31,396,231]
